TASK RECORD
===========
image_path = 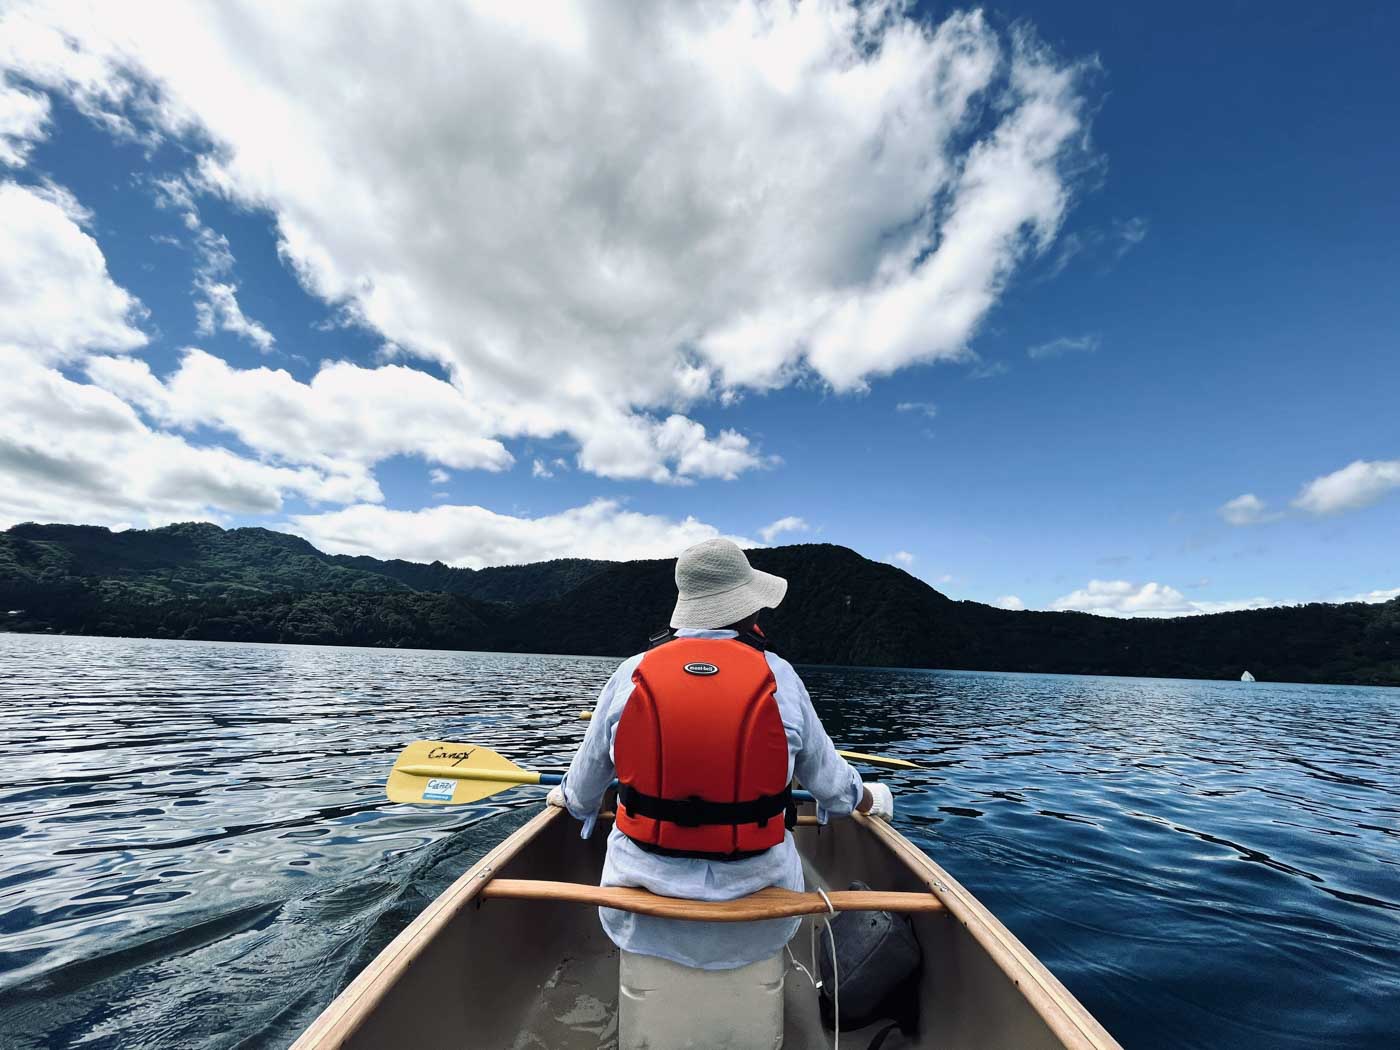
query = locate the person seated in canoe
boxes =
[548,537,895,971]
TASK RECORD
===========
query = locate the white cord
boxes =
[817,888,839,1050]
[785,943,816,988]
[785,890,841,1050]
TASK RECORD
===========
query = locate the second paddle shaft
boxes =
[396,764,817,802]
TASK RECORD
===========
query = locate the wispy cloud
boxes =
[896,401,938,419]
[1028,334,1100,360]
[1044,231,1084,279]
[194,281,275,352]
[1114,216,1148,256]
[995,595,1026,610]
[153,175,275,352]
[1044,216,1147,277]
[887,550,916,568]
[429,467,450,485]
[967,360,1009,380]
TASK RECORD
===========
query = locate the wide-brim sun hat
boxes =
[670,538,788,630]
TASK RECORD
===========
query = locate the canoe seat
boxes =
[478,879,945,921]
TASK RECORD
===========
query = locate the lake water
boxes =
[0,633,1396,1050]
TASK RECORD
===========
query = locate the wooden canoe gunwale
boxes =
[854,813,1120,1050]
[289,806,566,1050]
[293,806,1122,1050]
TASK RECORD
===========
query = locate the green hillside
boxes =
[2,523,1396,686]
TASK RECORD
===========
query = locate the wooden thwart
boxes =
[479,879,946,922]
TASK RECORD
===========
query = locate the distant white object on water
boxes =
[1240,670,1256,682]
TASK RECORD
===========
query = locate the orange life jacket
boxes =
[614,635,792,860]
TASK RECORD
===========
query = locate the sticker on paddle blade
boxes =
[422,778,457,802]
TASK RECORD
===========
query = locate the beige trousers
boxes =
[618,950,785,1050]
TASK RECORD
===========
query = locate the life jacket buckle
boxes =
[674,794,706,828]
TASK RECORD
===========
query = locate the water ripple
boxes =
[1,635,1398,1049]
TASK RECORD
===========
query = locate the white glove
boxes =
[546,786,568,809]
[864,782,894,821]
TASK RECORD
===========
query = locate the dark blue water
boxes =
[0,634,1396,1049]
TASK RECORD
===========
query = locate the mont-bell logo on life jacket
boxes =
[683,661,719,676]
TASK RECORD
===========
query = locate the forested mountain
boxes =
[0,522,608,602]
[324,552,607,603]
[2,523,1396,686]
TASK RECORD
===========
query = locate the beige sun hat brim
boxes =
[669,567,788,630]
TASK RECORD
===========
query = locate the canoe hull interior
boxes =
[293,806,1119,1050]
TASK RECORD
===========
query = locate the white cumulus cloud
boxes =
[0,0,1093,483]
[888,550,916,567]
[759,516,809,543]
[85,348,515,475]
[1051,579,1196,617]
[0,183,382,527]
[1293,459,1400,516]
[1047,580,1400,618]
[0,347,375,529]
[0,180,146,363]
[289,499,755,568]
[1338,586,1400,604]
[1219,492,1274,526]
[0,75,49,165]
[1188,596,1288,615]
[994,594,1025,610]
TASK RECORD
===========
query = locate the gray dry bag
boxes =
[817,881,923,1047]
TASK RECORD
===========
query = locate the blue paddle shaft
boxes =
[538,772,815,804]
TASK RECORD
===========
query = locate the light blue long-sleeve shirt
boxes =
[560,628,865,970]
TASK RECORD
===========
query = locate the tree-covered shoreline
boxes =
[3,522,1396,686]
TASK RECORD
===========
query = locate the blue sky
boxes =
[1,1,1396,616]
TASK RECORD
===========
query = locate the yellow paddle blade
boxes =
[575,711,920,770]
[387,740,541,806]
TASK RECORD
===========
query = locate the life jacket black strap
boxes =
[618,783,792,829]
[733,628,768,652]
[625,839,775,862]
[646,627,767,652]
